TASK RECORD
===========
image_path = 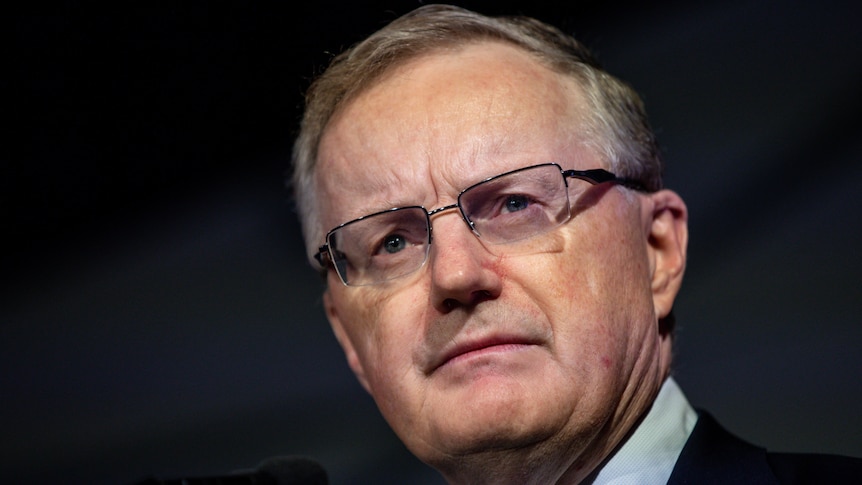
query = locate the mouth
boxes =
[429,335,541,374]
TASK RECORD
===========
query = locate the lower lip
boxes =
[442,342,534,368]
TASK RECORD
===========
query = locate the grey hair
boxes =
[290,4,663,266]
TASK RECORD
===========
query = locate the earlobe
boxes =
[646,190,689,320]
[324,290,372,393]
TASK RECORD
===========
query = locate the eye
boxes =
[381,233,408,254]
[502,194,531,213]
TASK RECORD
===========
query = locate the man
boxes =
[290,4,860,483]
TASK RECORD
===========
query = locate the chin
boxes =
[419,388,565,456]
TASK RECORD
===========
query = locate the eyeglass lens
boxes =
[328,163,575,286]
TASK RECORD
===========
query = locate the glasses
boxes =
[316,163,644,286]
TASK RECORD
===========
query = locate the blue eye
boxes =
[503,195,531,213]
[382,234,407,254]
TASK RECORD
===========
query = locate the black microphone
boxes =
[135,456,328,485]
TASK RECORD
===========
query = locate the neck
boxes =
[438,376,670,484]
[438,442,579,485]
[435,417,634,485]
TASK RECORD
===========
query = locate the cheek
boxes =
[574,199,652,305]
[509,202,652,358]
[338,284,429,390]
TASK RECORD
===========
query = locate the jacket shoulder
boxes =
[767,451,862,484]
[669,410,862,484]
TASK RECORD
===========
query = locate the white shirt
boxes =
[588,377,699,485]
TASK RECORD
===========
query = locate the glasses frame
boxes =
[315,162,645,286]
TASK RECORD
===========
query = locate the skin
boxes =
[314,42,688,484]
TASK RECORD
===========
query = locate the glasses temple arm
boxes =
[563,168,648,192]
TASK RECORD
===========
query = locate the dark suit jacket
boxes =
[667,411,862,484]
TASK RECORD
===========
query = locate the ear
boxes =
[646,190,689,321]
[324,289,372,393]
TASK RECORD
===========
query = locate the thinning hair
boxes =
[291,4,663,265]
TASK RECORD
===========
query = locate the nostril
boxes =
[441,290,495,312]
[443,292,488,311]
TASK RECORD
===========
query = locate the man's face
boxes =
[314,42,686,478]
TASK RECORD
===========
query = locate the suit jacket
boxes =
[667,411,862,484]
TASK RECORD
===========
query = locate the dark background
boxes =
[4,1,861,484]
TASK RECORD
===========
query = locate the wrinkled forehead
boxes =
[314,42,597,231]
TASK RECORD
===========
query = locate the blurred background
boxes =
[4,1,861,483]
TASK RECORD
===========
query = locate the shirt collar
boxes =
[588,377,698,485]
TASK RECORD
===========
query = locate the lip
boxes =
[429,334,541,374]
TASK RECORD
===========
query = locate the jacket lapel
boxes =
[667,410,779,484]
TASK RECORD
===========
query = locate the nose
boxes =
[427,210,503,312]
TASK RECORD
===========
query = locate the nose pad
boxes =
[460,213,482,239]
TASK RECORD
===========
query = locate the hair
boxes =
[290,4,663,264]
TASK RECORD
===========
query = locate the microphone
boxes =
[135,456,328,485]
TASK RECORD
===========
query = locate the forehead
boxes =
[315,42,594,227]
